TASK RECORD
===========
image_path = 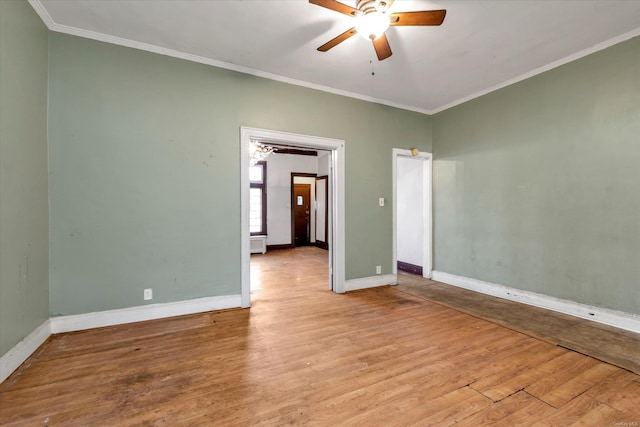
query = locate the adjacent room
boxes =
[1,0,639,424]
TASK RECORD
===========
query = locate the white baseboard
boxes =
[345,274,397,292]
[431,271,640,334]
[51,294,242,334]
[1,295,242,384]
[0,320,51,384]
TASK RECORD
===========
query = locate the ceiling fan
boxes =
[309,0,446,61]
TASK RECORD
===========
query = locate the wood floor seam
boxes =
[1,248,638,425]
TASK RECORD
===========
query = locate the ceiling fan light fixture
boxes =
[355,12,390,40]
[310,0,446,61]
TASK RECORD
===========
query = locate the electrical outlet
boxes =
[376,265,382,275]
[143,288,153,300]
[379,197,385,207]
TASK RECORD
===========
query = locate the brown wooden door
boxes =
[293,184,311,247]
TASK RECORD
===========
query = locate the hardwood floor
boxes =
[1,247,639,426]
[397,272,640,375]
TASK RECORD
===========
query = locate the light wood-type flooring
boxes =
[1,247,639,426]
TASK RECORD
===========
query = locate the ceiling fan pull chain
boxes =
[370,59,375,76]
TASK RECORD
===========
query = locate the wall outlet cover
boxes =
[143,288,153,300]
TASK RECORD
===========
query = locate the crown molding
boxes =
[27,1,640,116]
[430,27,640,114]
[26,1,430,115]
[27,0,54,28]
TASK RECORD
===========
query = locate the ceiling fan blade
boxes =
[389,10,446,26]
[317,27,357,52]
[309,0,360,17]
[372,33,392,61]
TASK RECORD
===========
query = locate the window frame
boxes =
[249,161,267,236]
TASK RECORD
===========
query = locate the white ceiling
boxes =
[32,0,640,114]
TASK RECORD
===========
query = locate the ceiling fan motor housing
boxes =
[355,0,391,40]
[356,0,388,14]
[311,0,446,61]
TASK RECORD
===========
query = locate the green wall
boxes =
[48,34,431,316]
[0,0,50,356]
[4,0,636,352]
[432,36,640,315]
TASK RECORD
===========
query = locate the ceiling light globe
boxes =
[355,12,390,41]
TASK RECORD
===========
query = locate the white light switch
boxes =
[379,198,385,207]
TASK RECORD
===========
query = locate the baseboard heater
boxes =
[250,235,267,254]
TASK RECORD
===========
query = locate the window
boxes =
[249,161,267,235]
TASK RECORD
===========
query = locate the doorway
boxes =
[240,127,346,308]
[291,173,317,247]
[293,183,311,246]
[392,148,432,279]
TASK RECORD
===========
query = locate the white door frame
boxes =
[392,148,433,279]
[240,127,346,307]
